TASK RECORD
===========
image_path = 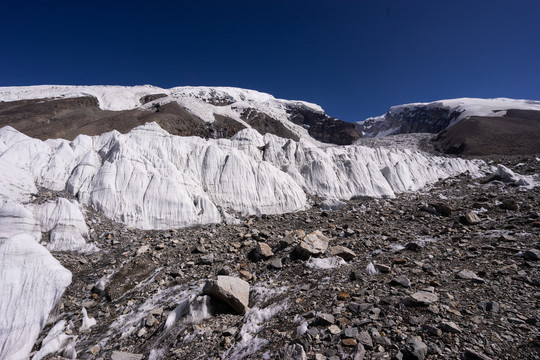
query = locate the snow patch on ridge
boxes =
[0,85,325,143]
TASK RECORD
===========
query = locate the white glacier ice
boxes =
[31,320,72,360]
[80,307,97,332]
[0,202,41,242]
[0,121,488,230]
[0,199,94,253]
[0,234,72,360]
[30,198,95,252]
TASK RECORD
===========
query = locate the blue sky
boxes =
[1,1,539,122]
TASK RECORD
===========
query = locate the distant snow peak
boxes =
[357,97,540,138]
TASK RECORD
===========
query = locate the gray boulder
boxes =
[203,276,250,314]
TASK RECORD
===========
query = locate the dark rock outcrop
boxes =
[287,106,360,145]
[356,103,462,138]
[433,109,540,156]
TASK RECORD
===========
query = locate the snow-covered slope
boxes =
[0,85,329,143]
[357,97,540,138]
[0,122,485,230]
[0,234,71,360]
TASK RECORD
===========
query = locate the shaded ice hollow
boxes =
[0,199,94,253]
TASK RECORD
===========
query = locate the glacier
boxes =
[0,234,72,360]
[0,122,486,230]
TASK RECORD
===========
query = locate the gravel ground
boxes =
[36,156,539,360]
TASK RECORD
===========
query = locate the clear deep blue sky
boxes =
[1,1,539,122]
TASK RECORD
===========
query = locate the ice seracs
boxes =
[0,234,72,360]
[0,121,488,230]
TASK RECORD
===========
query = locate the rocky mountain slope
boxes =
[0,85,359,145]
[0,86,538,360]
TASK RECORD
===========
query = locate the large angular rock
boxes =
[402,337,428,360]
[329,245,356,261]
[296,230,329,258]
[460,211,481,225]
[202,276,250,314]
[457,269,485,283]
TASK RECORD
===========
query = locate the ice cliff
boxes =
[0,122,485,230]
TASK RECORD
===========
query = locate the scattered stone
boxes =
[279,232,297,249]
[239,270,253,281]
[348,302,373,314]
[402,337,428,360]
[374,263,391,273]
[342,338,358,347]
[500,199,518,211]
[217,266,232,276]
[250,241,274,261]
[440,321,462,334]
[519,249,540,261]
[344,327,359,339]
[462,348,493,360]
[337,291,350,301]
[268,258,283,269]
[222,327,238,336]
[433,203,453,217]
[405,242,422,252]
[390,275,411,287]
[329,245,356,261]
[352,343,366,360]
[257,242,274,258]
[328,324,341,334]
[461,211,481,225]
[357,331,373,349]
[197,253,214,265]
[406,291,439,306]
[457,269,486,283]
[349,270,364,280]
[111,351,143,360]
[314,313,335,326]
[202,276,250,314]
[136,245,150,255]
[421,324,442,337]
[480,301,499,313]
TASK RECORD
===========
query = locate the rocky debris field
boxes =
[36,156,539,360]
